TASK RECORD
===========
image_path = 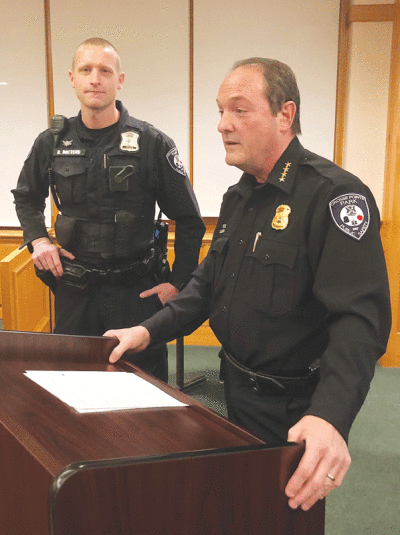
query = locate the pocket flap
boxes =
[249,239,298,268]
[210,235,229,255]
[53,159,87,178]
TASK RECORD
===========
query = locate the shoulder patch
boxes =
[329,193,370,240]
[166,147,186,176]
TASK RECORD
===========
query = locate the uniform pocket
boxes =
[52,158,87,204]
[244,239,298,315]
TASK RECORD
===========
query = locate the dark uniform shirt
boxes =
[12,101,205,287]
[142,137,391,441]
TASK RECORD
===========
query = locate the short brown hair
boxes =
[232,58,301,135]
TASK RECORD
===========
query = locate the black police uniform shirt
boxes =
[141,137,392,441]
[12,101,205,287]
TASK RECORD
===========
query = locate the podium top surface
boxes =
[0,331,263,476]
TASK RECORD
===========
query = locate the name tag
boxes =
[54,149,87,156]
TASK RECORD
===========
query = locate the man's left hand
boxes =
[140,282,179,306]
[285,415,351,511]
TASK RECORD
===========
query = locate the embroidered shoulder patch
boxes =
[166,147,186,176]
[329,193,370,240]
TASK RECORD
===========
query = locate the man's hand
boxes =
[285,415,351,511]
[104,326,151,363]
[31,238,75,279]
[140,282,179,306]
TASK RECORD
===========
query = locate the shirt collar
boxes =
[236,137,305,197]
[265,137,304,194]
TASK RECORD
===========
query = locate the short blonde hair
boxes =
[72,37,122,73]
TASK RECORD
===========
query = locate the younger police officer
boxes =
[12,38,205,382]
[104,58,391,511]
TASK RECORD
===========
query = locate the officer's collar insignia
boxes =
[279,162,291,182]
[120,131,139,153]
[219,224,227,234]
[62,140,73,147]
[272,205,291,230]
[329,193,370,240]
[166,147,187,176]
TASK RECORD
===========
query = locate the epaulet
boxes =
[125,115,152,131]
[302,149,361,187]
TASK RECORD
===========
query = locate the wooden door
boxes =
[335,0,400,366]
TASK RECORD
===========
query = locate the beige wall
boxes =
[2,0,48,226]
[1,0,389,225]
[344,21,392,212]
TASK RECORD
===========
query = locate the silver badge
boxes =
[120,131,139,153]
[329,193,370,240]
[62,140,73,147]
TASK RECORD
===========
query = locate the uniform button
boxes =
[222,306,227,312]
[248,207,254,212]
[265,254,270,260]
[90,159,94,164]
[230,273,235,279]
[92,241,97,246]
[238,239,244,245]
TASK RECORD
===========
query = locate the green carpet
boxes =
[168,345,400,535]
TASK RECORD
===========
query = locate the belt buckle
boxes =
[249,372,260,393]
[91,268,109,285]
[249,372,286,396]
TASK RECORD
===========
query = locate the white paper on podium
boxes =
[24,370,188,413]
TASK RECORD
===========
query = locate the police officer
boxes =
[104,58,391,510]
[12,38,205,382]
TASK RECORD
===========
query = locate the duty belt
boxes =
[60,248,158,292]
[222,349,320,397]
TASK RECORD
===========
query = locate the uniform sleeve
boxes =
[304,184,391,442]
[147,132,205,286]
[141,264,212,345]
[11,131,53,249]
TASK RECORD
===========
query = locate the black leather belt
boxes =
[60,248,157,292]
[223,349,319,397]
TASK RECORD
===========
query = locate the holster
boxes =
[152,218,170,283]
[34,265,57,294]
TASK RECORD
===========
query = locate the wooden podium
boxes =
[0,331,325,535]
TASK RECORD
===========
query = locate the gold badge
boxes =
[272,205,291,230]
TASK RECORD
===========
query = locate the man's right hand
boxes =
[31,238,75,279]
[104,326,151,363]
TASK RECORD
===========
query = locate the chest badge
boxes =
[120,131,139,153]
[272,205,291,230]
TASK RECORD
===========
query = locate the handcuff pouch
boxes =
[54,213,77,249]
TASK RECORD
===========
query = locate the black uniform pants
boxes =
[53,274,168,382]
[221,356,313,445]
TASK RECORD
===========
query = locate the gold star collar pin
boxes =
[279,162,291,182]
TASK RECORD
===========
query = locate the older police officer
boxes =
[104,58,391,510]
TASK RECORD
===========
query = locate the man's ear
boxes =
[118,71,125,91]
[279,101,296,133]
[69,70,75,89]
